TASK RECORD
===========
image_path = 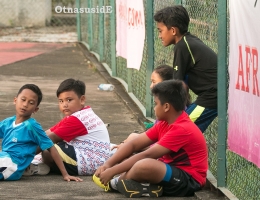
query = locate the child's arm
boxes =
[95,133,152,179]
[48,146,83,182]
[46,129,63,143]
[97,134,169,185]
[111,132,140,150]
[35,130,63,155]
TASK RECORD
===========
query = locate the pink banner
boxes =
[116,0,145,70]
[228,0,260,167]
[116,0,127,59]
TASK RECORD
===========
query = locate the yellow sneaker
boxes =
[92,174,111,192]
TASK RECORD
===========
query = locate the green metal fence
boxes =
[78,0,260,199]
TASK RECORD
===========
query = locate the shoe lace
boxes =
[104,185,110,192]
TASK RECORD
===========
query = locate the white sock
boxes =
[110,176,120,190]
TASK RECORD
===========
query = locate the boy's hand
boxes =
[63,174,83,182]
[99,168,114,186]
[110,143,123,150]
[95,165,108,177]
[48,146,83,182]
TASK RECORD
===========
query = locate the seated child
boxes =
[40,78,110,176]
[93,80,208,198]
[0,84,82,181]
[110,64,191,152]
[110,64,175,151]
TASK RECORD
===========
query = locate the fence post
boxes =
[217,0,227,187]
[145,0,154,118]
[98,0,104,61]
[175,0,182,5]
[110,0,117,76]
[76,0,81,41]
[127,69,133,92]
[87,0,93,49]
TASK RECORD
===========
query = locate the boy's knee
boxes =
[132,158,152,171]
[128,133,139,140]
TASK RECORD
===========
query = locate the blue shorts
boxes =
[185,103,217,133]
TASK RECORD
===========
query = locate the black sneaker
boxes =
[117,179,163,198]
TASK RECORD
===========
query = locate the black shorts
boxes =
[50,142,78,175]
[159,166,201,197]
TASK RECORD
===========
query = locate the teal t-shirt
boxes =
[0,116,53,180]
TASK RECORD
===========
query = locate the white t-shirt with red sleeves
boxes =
[50,106,110,175]
[146,112,208,186]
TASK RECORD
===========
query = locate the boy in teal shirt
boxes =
[0,84,82,182]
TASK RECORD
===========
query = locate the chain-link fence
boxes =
[0,0,77,42]
[81,0,260,199]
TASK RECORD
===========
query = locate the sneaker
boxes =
[117,179,163,198]
[23,163,50,176]
[31,153,43,165]
[92,174,111,191]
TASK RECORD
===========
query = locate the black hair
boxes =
[154,65,173,81]
[151,79,187,112]
[17,84,43,106]
[154,5,190,34]
[56,78,85,98]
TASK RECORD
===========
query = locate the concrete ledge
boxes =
[204,170,238,200]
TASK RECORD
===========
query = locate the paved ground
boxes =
[0,42,68,67]
[0,27,77,43]
[0,42,225,199]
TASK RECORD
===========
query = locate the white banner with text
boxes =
[228,0,260,167]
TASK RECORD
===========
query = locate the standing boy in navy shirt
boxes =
[154,5,217,133]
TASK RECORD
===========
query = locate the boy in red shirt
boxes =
[32,79,110,176]
[93,80,208,197]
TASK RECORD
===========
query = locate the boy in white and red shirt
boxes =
[93,80,208,198]
[41,78,110,175]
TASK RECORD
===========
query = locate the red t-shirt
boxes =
[50,114,87,142]
[49,106,110,175]
[146,112,208,186]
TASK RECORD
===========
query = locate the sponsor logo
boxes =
[97,121,103,126]
[81,115,89,121]
[89,118,96,123]
[88,113,94,117]
[88,124,97,130]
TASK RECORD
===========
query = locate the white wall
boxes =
[0,0,51,27]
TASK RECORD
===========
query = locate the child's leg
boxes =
[42,141,78,175]
[115,158,165,197]
[120,158,166,183]
[186,103,217,133]
[117,159,200,197]
[159,164,201,197]
[41,149,53,166]
[92,158,165,193]
[125,133,140,142]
